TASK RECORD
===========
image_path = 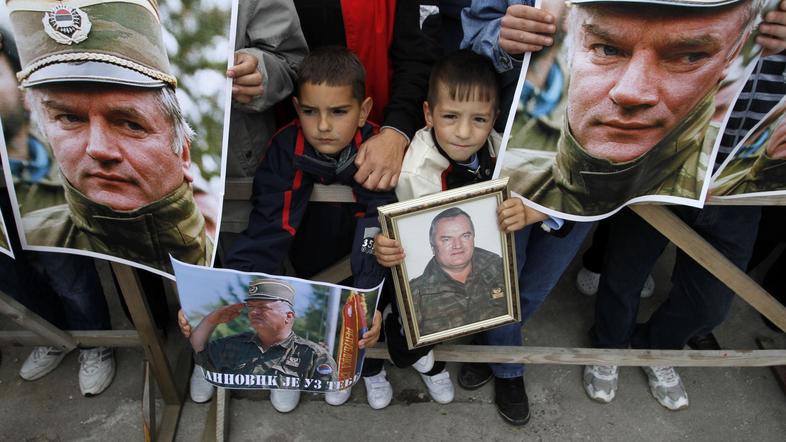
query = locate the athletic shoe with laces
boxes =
[324,386,352,406]
[642,366,689,410]
[576,267,655,298]
[412,349,435,374]
[363,368,393,409]
[270,389,301,413]
[419,370,454,404]
[494,376,530,425]
[583,364,619,403]
[79,347,115,397]
[19,346,70,381]
[190,365,215,403]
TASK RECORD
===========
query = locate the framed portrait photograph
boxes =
[378,178,520,349]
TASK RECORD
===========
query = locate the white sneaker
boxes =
[363,369,393,410]
[79,347,115,397]
[583,365,619,403]
[640,275,656,298]
[19,346,70,381]
[642,366,689,410]
[576,268,601,296]
[325,387,352,406]
[412,349,435,373]
[420,370,454,404]
[576,267,656,298]
[270,389,300,413]
[190,365,215,403]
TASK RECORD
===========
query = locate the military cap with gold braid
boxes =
[7,0,176,88]
[246,279,296,306]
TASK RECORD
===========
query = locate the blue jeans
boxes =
[34,252,111,331]
[591,206,761,350]
[483,221,593,378]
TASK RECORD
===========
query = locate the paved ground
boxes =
[2,244,786,441]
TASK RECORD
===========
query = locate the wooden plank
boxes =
[200,393,219,442]
[200,387,229,442]
[223,179,354,203]
[756,336,786,396]
[0,290,77,351]
[0,330,140,347]
[157,404,182,442]
[111,263,182,405]
[216,387,229,442]
[310,256,352,284]
[632,205,786,333]
[365,344,786,367]
[310,184,355,203]
[143,361,156,442]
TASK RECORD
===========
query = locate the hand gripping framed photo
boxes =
[378,178,520,349]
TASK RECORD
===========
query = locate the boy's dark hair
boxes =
[427,50,499,109]
[297,46,366,102]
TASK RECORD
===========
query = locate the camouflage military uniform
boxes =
[502,91,717,217]
[409,248,509,336]
[0,223,8,251]
[197,331,338,390]
[711,151,786,196]
[23,180,212,274]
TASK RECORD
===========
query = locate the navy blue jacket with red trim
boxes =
[225,120,396,284]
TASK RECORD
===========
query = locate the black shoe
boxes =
[458,362,493,390]
[686,333,721,350]
[494,376,530,426]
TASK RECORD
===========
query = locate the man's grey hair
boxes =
[428,207,475,247]
[27,85,195,156]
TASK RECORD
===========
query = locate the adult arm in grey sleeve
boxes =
[233,0,308,113]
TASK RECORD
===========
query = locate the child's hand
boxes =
[373,233,405,268]
[499,5,556,56]
[177,309,192,338]
[498,197,527,232]
[358,310,382,349]
[498,197,549,232]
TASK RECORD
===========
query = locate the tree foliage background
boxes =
[159,0,231,187]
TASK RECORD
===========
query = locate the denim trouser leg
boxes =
[631,206,760,350]
[592,206,761,350]
[486,222,593,378]
[36,252,111,331]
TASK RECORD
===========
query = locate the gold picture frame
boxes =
[378,178,520,349]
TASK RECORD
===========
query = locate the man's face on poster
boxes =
[567,2,750,163]
[29,84,191,211]
[247,300,293,337]
[431,215,475,272]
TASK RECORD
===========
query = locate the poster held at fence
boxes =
[172,258,382,392]
[378,178,520,349]
[496,0,779,220]
[0,0,234,277]
[710,95,786,197]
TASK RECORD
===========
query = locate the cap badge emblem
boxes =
[43,4,92,45]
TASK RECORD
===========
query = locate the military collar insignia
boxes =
[43,4,92,45]
[491,287,504,299]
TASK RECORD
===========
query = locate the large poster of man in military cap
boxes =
[172,258,383,392]
[710,95,786,197]
[497,0,778,220]
[0,0,232,276]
